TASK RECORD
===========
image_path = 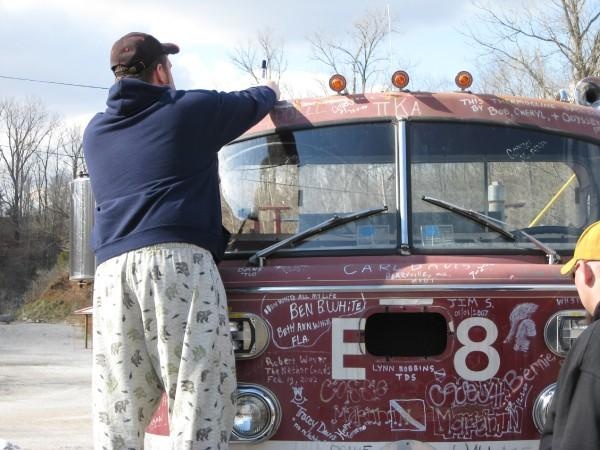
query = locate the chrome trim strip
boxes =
[398,120,409,247]
[227,283,576,294]
[153,438,542,450]
[228,440,543,450]
[380,298,434,306]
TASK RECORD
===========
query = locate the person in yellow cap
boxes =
[540,221,600,450]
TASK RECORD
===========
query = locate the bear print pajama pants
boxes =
[92,244,236,450]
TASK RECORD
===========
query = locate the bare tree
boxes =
[31,148,70,261]
[0,101,5,217]
[230,28,287,84]
[467,0,600,97]
[0,97,73,311]
[31,125,78,253]
[31,132,69,233]
[0,98,58,240]
[308,8,395,94]
[32,135,55,231]
[60,125,85,179]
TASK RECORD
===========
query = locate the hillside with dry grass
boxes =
[18,264,92,324]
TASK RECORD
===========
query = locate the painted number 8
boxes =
[454,317,500,381]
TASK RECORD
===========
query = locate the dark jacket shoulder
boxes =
[539,318,600,450]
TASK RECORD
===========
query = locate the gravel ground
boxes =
[0,322,92,450]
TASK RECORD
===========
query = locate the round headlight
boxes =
[234,396,268,434]
[231,385,281,443]
[533,383,556,433]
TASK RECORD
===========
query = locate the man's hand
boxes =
[261,80,280,101]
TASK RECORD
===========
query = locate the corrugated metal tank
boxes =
[69,174,95,281]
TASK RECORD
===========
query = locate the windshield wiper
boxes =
[248,205,388,266]
[514,228,561,264]
[422,195,560,264]
[422,196,515,240]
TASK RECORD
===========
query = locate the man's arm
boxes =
[212,81,279,148]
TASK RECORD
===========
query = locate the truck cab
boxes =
[138,73,600,449]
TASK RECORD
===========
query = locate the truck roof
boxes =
[242,91,600,142]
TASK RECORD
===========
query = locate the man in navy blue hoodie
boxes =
[83,32,279,450]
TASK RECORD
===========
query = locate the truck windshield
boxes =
[220,120,600,256]
[410,121,600,252]
[220,122,397,254]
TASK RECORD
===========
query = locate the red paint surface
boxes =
[146,92,598,444]
[147,255,576,443]
[247,92,600,142]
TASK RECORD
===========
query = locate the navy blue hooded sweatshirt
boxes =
[83,78,276,265]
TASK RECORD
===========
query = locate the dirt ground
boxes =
[0,322,93,450]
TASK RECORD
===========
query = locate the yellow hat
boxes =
[561,220,600,275]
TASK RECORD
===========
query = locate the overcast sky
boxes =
[0,0,520,129]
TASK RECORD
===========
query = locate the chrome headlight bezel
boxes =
[533,383,557,433]
[543,309,587,356]
[229,313,270,359]
[231,383,281,443]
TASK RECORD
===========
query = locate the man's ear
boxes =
[154,63,169,86]
[582,261,596,286]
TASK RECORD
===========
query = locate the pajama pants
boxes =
[92,243,236,450]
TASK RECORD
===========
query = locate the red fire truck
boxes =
[73,71,600,450]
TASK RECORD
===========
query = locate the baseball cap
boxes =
[110,32,179,76]
[560,220,600,275]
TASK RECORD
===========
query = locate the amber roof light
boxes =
[391,70,410,90]
[455,71,473,91]
[329,74,347,94]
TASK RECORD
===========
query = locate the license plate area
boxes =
[365,311,449,357]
